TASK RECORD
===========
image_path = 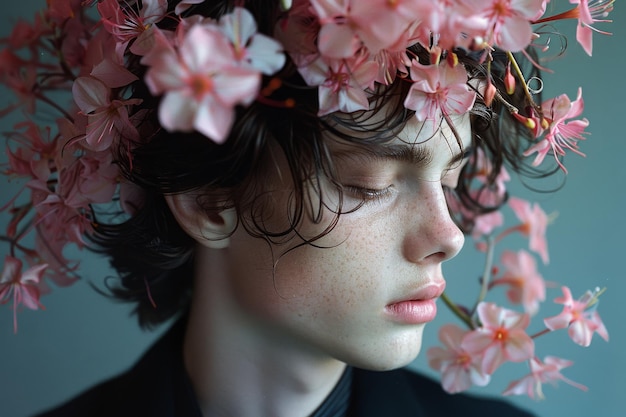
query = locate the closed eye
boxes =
[343,184,394,203]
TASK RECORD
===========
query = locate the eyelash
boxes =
[344,185,394,202]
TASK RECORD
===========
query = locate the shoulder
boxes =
[33,371,141,417]
[32,320,201,417]
[350,367,535,417]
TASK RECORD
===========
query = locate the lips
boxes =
[387,280,446,305]
[384,281,446,324]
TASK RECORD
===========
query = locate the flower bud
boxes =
[505,64,516,95]
[484,81,497,107]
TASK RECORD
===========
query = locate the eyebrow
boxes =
[335,143,473,169]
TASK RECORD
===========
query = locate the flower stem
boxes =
[530,327,552,339]
[441,292,475,330]
[34,91,75,122]
[506,51,540,112]
[471,235,495,315]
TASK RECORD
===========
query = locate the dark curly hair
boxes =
[91,0,547,328]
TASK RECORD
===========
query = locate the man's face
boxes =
[220,113,471,371]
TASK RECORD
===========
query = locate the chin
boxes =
[340,331,425,371]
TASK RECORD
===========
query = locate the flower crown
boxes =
[0,0,613,400]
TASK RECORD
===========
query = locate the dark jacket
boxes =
[35,320,535,417]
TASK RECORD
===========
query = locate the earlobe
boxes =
[165,193,237,249]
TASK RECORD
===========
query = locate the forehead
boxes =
[327,112,472,163]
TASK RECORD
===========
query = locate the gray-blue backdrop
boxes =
[1,1,624,416]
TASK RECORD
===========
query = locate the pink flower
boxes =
[464,0,546,51]
[6,13,49,50]
[572,0,614,56]
[544,286,609,347]
[31,236,79,289]
[26,158,107,249]
[472,148,511,197]
[503,356,587,399]
[298,53,378,116]
[309,0,420,59]
[307,0,360,59]
[218,7,286,75]
[72,76,142,151]
[5,121,57,181]
[33,195,93,247]
[174,0,205,16]
[427,324,491,393]
[45,0,83,22]
[472,211,504,239]
[410,0,487,51]
[274,0,320,67]
[98,0,168,52]
[0,255,47,333]
[524,88,589,173]
[0,49,39,116]
[143,24,261,143]
[492,250,546,316]
[462,302,534,374]
[404,61,476,122]
[346,0,425,53]
[61,151,119,205]
[507,197,549,264]
[534,0,614,56]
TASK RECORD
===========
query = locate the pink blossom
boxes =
[524,88,589,173]
[346,0,425,53]
[0,255,46,332]
[274,1,320,67]
[72,76,142,151]
[427,324,491,393]
[5,121,57,181]
[298,53,378,116]
[143,24,261,143]
[52,8,93,68]
[307,0,361,58]
[544,286,609,347]
[472,148,510,197]
[372,48,411,85]
[81,30,138,86]
[572,0,614,56]
[536,0,614,56]
[404,61,476,122]
[507,197,549,264]
[503,356,587,399]
[31,236,79,289]
[412,0,488,51]
[175,0,205,16]
[26,160,105,249]
[60,151,119,205]
[0,49,39,116]
[45,0,84,22]
[6,13,49,50]
[217,7,286,75]
[309,0,420,59]
[445,148,510,239]
[98,0,168,53]
[467,149,510,238]
[493,250,546,316]
[473,211,504,239]
[462,302,534,374]
[463,0,546,51]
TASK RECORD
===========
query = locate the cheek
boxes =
[227,186,400,321]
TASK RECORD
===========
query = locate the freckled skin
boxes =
[216,114,471,371]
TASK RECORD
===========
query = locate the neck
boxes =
[183,245,346,417]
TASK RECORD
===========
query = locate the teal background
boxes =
[1,1,624,416]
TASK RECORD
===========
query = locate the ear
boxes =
[165,193,237,249]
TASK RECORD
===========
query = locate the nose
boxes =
[402,183,465,264]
